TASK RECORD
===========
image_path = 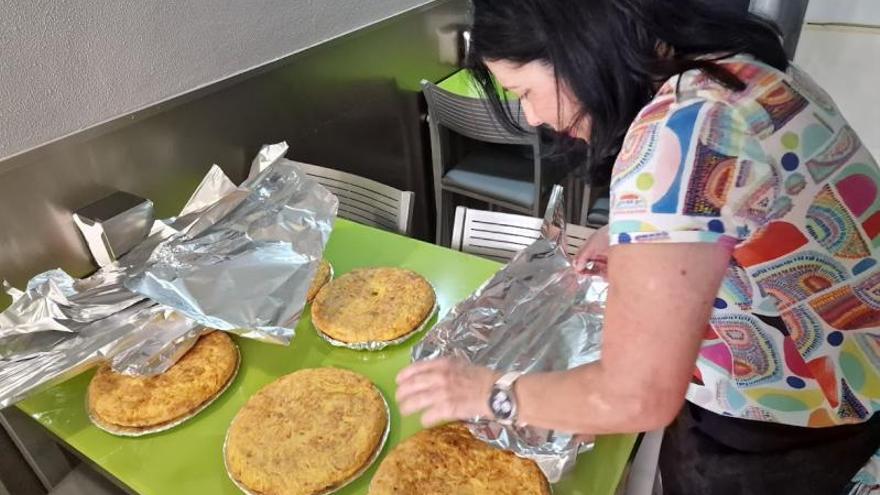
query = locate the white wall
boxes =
[806,0,880,25]
[0,0,432,160]
[795,23,880,160]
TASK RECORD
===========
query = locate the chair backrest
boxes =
[450,206,595,263]
[421,80,536,146]
[294,162,414,235]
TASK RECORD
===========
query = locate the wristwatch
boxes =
[488,371,524,426]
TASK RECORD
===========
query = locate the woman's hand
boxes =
[396,358,500,427]
[573,224,609,274]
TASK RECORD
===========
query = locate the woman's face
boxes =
[485,59,592,141]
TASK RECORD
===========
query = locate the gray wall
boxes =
[0,0,467,297]
[0,0,432,160]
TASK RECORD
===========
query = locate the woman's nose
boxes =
[520,100,543,127]
[525,112,543,128]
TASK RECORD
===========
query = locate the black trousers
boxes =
[659,403,880,495]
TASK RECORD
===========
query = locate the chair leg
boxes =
[563,174,577,224]
[580,181,593,226]
[436,190,455,247]
[435,188,446,245]
[623,429,664,495]
[444,191,458,247]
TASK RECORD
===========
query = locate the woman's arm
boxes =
[515,241,730,433]
[396,241,731,434]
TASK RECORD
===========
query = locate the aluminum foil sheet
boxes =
[0,143,338,408]
[125,143,338,342]
[0,297,198,409]
[411,186,607,483]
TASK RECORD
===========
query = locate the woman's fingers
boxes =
[398,389,441,415]
[396,368,447,402]
[574,434,596,444]
[396,357,450,383]
[395,359,498,422]
[573,245,598,271]
[574,246,608,273]
[573,225,611,273]
[401,391,465,426]
[420,403,458,427]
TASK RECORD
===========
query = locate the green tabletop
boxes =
[437,68,516,100]
[17,219,635,495]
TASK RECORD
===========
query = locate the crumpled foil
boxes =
[125,144,337,341]
[0,143,337,408]
[412,186,607,483]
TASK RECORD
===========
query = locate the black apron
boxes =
[659,402,880,495]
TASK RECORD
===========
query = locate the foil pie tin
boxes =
[307,262,335,304]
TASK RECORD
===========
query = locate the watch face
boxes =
[491,390,513,420]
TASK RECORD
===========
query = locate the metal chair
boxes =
[450,206,596,263]
[580,181,611,228]
[422,79,559,246]
[293,162,415,235]
[749,0,810,59]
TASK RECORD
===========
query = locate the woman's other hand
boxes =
[573,224,609,274]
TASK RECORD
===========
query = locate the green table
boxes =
[17,219,636,495]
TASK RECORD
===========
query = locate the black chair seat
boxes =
[442,147,536,209]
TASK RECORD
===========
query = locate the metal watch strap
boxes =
[489,371,524,425]
[497,371,523,390]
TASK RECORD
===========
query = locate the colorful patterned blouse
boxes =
[609,56,880,427]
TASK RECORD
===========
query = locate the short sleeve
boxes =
[608,95,755,250]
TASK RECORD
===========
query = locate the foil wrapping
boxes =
[0,143,338,408]
[125,143,338,342]
[412,186,607,483]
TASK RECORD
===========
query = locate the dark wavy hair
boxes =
[467,0,788,185]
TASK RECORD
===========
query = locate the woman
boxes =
[396,1,880,493]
